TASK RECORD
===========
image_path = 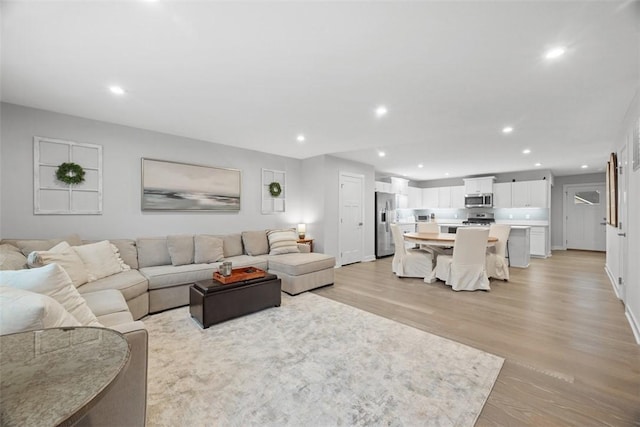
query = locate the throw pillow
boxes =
[0,286,80,336]
[221,234,243,258]
[194,235,224,264]
[73,240,124,281]
[111,244,131,272]
[136,237,171,268]
[241,230,269,256]
[0,264,102,327]
[0,244,28,270]
[15,234,82,256]
[27,241,89,287]
[167,235,195,266]
[267,229,300,255]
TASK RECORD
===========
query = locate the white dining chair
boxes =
[486,224,511,280]
[431,227,491,291]
[416,221,452,256]
[390,224,433,278]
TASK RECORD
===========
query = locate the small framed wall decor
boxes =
[262,168,286,214]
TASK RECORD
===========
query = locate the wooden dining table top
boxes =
[403,232,498,243]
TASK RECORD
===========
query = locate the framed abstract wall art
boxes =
[141,158,241,211]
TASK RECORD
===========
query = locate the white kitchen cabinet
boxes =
[375,181,393,193]
[493,182,513,208]
[407,186,422,208]
[530,226,547,257]
[450,186,465,208]
[390,177,409,196]
[464,177,495,195]
[396,194,409,209]
[511,180,548,208]
[422,188,439,208]
[438,187,451,208]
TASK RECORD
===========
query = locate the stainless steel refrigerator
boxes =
[375,192,396,258]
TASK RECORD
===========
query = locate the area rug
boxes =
[144,293,503,426]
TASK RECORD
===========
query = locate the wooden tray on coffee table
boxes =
[213,266,266,284]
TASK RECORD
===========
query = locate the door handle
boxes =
[358,222,363,226]
[600,222,607,225]
[618,233,626,237]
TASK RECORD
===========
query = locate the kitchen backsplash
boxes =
[397,207,549,222]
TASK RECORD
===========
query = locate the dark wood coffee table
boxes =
[189,273,281,328]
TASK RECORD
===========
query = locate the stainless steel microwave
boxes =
[464,193,493,208]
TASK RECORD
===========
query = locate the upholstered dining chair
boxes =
[430,227,491,291]
[486,224,511,280]
[416,221,452,256]
[390,224,433,278]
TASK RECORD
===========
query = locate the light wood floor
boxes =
[312,250,640,426]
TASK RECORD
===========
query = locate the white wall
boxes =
[0,103,304,239]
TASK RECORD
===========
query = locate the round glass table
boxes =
[0,327,130,427]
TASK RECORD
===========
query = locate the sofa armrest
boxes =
[297,243,311,253]
[76,328,148,426]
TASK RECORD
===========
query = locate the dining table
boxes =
[403,232,498,247]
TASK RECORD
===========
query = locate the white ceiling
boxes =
[2,1,638,180]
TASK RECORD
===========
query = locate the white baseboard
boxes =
[625,307,640,345]
[362,255,376,263]
[604,265,622,300]
[551,246,565,251]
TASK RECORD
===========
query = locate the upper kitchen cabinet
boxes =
[450,186,465,208]
[408,186,422,208]
[375,181,392,193]
[438,187,451,208]
[511,180,549,208]
[464,177,495,195]
[422,188,439,208]
[493,182,513,208]
[390,177,409,196]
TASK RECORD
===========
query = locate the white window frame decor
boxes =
[33,136,103,215]
[262,168,286,214]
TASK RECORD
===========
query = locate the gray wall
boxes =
[550,173,606,248]
[0,103,304,239]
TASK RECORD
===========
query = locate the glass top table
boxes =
[0,327,130,427]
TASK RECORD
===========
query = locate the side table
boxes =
[297,238,314,252]
[0,327,130,427]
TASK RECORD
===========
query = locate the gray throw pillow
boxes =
[136,237,171,268]
[241,230,269,256]
[194,235,224,264]
[167,235,195,266]
[221,234,243,258]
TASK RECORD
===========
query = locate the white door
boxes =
[618,146,628,302]
[339,173,364,266]
[566,184,606,251]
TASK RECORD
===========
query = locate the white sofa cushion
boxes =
[27,241,89,287]
[0,263,101,326]
[194,235,224,264]
[241,230,269,256]
[73,240,125,282]
[0,244,28,270]
[167,235,195,266]
[0,286,80,335]
[266,252,335,276]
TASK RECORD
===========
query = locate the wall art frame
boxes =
[33,136,103,215]
[141,158,241,211]
[261,168,286,214]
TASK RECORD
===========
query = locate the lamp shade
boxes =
[297,223,306,238]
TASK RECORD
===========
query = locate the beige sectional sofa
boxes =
[0,229,335,426]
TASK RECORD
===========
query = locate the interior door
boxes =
[618,145,628,302]
[339,173,364,266]
[566,184,606,251]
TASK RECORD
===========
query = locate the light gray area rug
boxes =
[145,293,503,426]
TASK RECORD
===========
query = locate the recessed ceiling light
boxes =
[109,85,125,95]
[402,173,408,177]
[418,164,424,168]
[502,126,514,134]
[296,134,305,142]
[444,172,449,176]
[581,164,588,169]
[375,105,388,118]
[378,151,386,157]
[535,162,542,167]
[545,47,566,60]
[523,149,531,154]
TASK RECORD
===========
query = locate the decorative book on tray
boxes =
[213,267,267,284]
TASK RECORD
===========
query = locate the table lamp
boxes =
[297,223,306,239]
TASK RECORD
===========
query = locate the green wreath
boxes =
[55,162,86,185]
[268,182,282,197]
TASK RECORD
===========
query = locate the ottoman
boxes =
[267,253,335,295]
